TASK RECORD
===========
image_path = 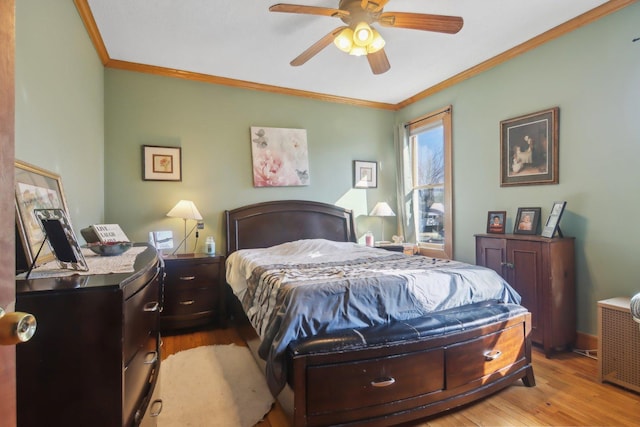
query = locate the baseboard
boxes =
[575,331,598,352]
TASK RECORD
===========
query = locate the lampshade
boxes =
[369,202,395,217]
[353,22,374,47]
[333,28,354,53]
[167,200,203,256]
[349,45,368,56]
[167,200,203,220]
[367,29,385,53]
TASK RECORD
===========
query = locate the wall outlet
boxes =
[197,221,205,230]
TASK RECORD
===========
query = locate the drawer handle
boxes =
[371,377,396,387]
[484,350,502,361]
[179,300,195,305]
[150,399,163,417]
[143,301,160,312]
[179,276,196,281]
[144,351,158,365]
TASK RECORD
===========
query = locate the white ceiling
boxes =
[86,0,610,105]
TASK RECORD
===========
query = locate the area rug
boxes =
[158,344,275,427]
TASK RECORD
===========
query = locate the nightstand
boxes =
[161,253,225,331]
[376,243,419,255]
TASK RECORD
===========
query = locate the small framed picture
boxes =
[514,207,541,235]
[486,211,506,234]
[353,160,377,188]
[541,201,567,238]
[142,145,182,181]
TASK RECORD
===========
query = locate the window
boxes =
[405,106,452,258]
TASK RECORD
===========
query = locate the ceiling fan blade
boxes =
[378,12,463,34]
[290,26,348,67]
[367,48,390,75]
[269,3,348,19]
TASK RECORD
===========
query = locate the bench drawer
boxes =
[446,323,525,389]
[306,348,444,414]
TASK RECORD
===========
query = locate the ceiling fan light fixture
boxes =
[333,28,354,52]
[367,29,385,53]
[353,22,374,47]
[349,45,368,56]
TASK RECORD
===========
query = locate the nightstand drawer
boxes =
[163,287,218,317]
[165,262,219,288]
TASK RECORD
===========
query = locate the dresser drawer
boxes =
[124,341,159,427]
[163,287,218,317]
[445,323,525,389]
[124,270,162,365]
[165,261,219,289]
[306,348,444,415]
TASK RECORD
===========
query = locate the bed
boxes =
[225,200,535,427]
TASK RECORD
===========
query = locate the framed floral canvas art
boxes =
[250,127,309,187]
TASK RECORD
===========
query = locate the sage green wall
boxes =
[14,0,104,230]
[104,70,396,250]
[396,2,640,336]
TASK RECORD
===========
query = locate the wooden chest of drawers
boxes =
[15,244,163,427]
[161,254,225,331]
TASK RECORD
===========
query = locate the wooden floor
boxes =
[161,321,640,427]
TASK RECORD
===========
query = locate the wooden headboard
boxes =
[225,200,357,254]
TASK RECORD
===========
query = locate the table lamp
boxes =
[167,200,203,256]
[369,202,396,243]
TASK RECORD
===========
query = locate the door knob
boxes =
[0,306,37,345]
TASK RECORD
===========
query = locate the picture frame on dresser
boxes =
[486,211,506,234]
[32,208,87,273]
[541,201,567,238]
[514,207,541,235]
[15,160,71,267]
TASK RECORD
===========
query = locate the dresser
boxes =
[15,244,163,427]
[161,254,225,331]
[475,234,575,356]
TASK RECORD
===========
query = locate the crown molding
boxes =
[74,0,635,111]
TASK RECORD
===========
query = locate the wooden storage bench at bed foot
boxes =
[288,303,535,427]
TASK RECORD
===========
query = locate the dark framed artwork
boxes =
[353,160,378,188]
[514,207,541,235]
[15,160,71,266]
[142,145,182,181]
[486,211,506,234]
[541,201,567,238]
[500,107,559,187]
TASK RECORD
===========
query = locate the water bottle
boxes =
[205,236,216,255]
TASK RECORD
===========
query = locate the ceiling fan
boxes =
[269,0,464,75]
